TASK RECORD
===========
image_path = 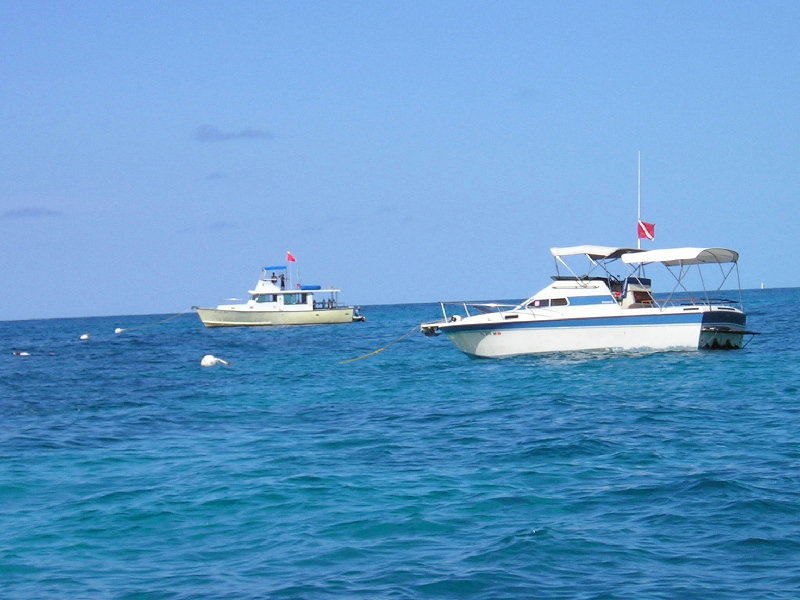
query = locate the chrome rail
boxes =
[438,301,518,321]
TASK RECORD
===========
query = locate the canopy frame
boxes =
[550,246,643,286]
[623,249,743,307]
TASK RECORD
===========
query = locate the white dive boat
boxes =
[420,245,757,358]
[194,265,363,327]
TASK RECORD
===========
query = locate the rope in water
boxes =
[116,309,193,333]
[339,324,419,364]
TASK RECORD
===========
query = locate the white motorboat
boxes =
[420,245,756,358]
[194,264,362,327]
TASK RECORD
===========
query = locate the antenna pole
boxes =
[637,151,641,249]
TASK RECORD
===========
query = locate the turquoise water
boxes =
[2,289,800,599]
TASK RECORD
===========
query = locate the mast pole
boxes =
[637,151,641,249]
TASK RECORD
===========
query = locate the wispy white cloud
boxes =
[206,221,236,230]
[0,207,62,220]
[514,88,538,100]
[194,125,273,143]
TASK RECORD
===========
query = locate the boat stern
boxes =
[699,306,752,349]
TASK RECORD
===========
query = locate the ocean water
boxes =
[2,288,800,599]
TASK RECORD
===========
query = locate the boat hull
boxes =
[196,307,354,327]
[434,308,746,358]
[422,244,753,358]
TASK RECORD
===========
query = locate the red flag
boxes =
[287,251,296,262]
[637,221,655,241]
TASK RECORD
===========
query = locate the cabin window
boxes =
[528,298,567,308]
[255,295,278,303]
[282,294,309,306]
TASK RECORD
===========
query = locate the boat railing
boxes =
[313,299,341,310]
[654,295,740,309]
[438,301,517,321]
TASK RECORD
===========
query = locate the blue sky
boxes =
[1,1,798,320]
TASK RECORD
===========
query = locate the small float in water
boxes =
[201,354,230,367]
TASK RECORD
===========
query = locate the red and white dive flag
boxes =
[637,221,655,241]
[287,251,297,262]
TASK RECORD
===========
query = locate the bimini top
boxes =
[550,245,644,260]
[621,247,739,266]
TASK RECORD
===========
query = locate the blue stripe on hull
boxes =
[567,295,618,306]
[445,312,704,334]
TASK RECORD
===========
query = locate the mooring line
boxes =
[339,325,419,364]
[115,309,193,334]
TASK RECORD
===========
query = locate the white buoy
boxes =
[115,328,125,334]
[201,354,230,367]
[80,334,90,340]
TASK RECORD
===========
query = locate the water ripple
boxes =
[2,294,800,598]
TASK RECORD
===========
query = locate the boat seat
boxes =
[628,302,653,309]
[622,283,655,309]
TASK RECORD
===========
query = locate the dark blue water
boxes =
[2,289,799,599]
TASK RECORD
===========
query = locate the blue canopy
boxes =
[263,265,287,271]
